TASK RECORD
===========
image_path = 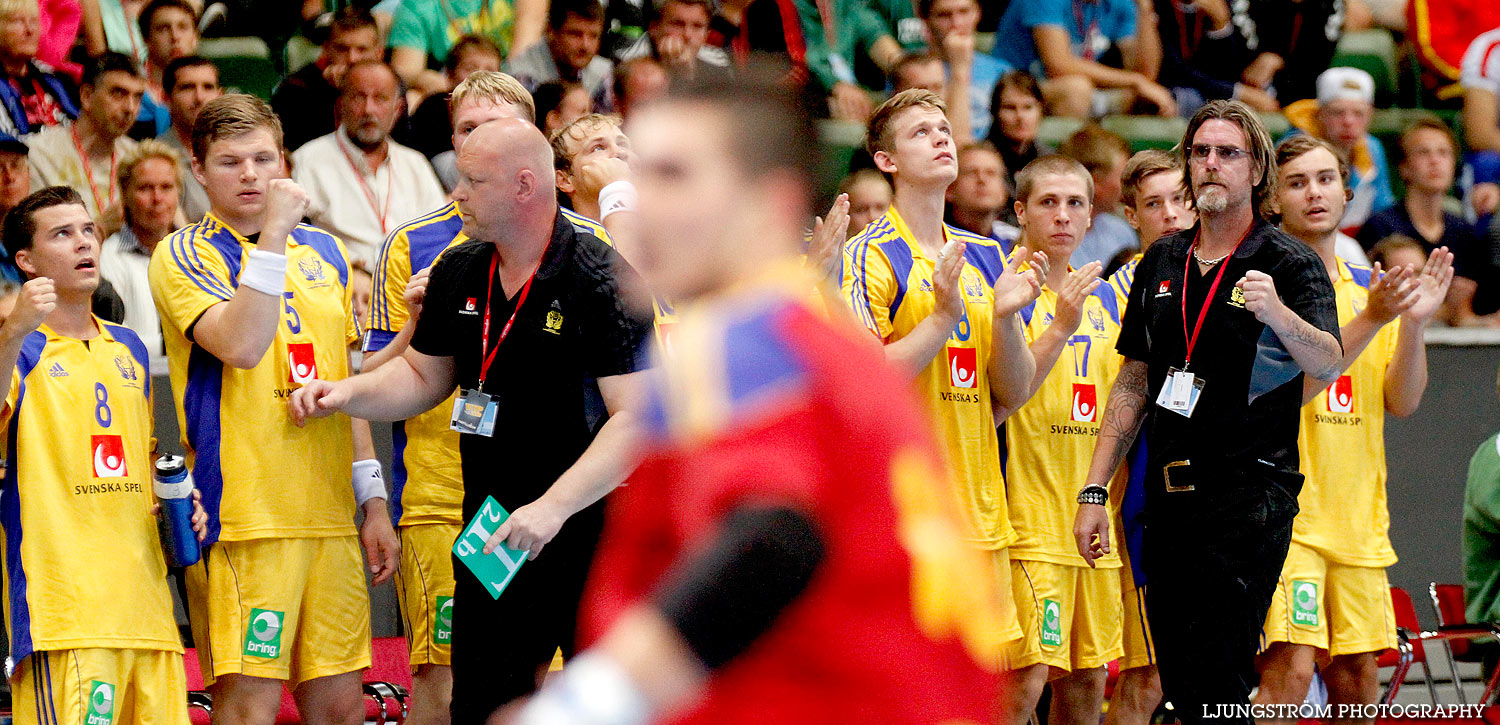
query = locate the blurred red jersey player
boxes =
[506,72,1009,724]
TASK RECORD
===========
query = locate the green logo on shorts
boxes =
[434,596,453,646]
[1041,598,1063,648]
[243,608,285,659]
[1292,580,1320,627]
[85,680,114,725]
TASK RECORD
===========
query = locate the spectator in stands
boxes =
[704,0,810,84]
[292,60,446,316]
[839,168,891,238]
[919,0,1008,140]
[1286,67,1395,235]
[134,0,196,137]
[505,0,613,110]
[389,0,547,99]
[100,139,178,361]
[613,57,668,120]
[618,0,732,82]
[81,0,145,64]
[1358,117,1493,327]
[272,7,381,153]
[157,55,217,222]
[946,141,1019,247]
[0,131,29,282]
[0,0,79,137]
[1154,0,1274,115]
[797,0,902,121]
[1058,123,1138,267]
[1461,26,1500,223]
[27,52,141,224]
[987,71,1052,193]
[536,79,591,134]
[1236,0,1344,105]
[403,33,502,159]
[892,52,944,95]
[989,0,1175,118]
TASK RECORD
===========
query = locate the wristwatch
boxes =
[1076,485,1108,506]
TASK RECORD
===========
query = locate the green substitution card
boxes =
[453,497,527,599]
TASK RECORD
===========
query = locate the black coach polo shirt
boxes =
[1117,218,1340,501]
[409,210,654,520]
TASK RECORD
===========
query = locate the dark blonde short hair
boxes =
[191,94,283,162]
[866,88,946,157]
[1121,149,1182,209]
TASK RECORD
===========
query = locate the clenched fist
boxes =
[3,278,56,341]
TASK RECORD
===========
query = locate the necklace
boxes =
[1193,248,1231,267]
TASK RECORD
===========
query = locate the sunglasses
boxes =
[1188,144,1249,161]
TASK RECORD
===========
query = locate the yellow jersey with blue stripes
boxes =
[1295,257,1401,567]
[1005,280,1125,567]
[0,320,180,662]
[1107,254,1142,309]
[364,203,631,526]
[149,212,361,545]
[840,207,1016,549]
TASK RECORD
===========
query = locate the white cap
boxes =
[1316,67,1375,105]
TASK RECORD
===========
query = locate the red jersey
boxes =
[582,276,1004,725]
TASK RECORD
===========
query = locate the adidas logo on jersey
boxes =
[47,363,68,377]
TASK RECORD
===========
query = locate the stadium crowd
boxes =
[2,0,1500,722]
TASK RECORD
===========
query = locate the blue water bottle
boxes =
[154,455,201,567]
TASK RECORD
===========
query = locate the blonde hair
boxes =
[0,0,38,17]
[117,139,182,189]
[1014,154,1093,204]
[549,113,622,171]
[866,88,945,157]
[448,70,536,125]
[1121,149,1182,209]
[191,94,283,162]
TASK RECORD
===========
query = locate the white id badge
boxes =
[1155,367,1204,417]
[450,389,499,436]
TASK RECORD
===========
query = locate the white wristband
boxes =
[240,249,287,296]
[597,180,638,220]
[352,459,386,508]
[515,652,650,725]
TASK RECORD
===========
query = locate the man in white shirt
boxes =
[99,139,180,366]
[26,52,142,224]
[291,60,446,318]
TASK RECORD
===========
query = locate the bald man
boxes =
[288,120,655,720]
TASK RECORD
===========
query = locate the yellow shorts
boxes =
[991,548,1025,657]
[1261,540,1398,658]
[1119,549,1155,671]
[185,536,372,687]
[396,523,459,670]
[1005,559,1124,673]
[12,648,189,725]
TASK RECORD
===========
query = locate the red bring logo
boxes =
[288,343,318,384]
[91,435,127,477]
[1326,375,1353,413]
[1071,383,1097,422]
[947,346,977,388]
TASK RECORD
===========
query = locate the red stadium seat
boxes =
[364,636,413,723]
[182,647,212,724]
[1427,582,1500,705]
[1378,587,1438,704]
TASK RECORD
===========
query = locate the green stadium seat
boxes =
[1330,29,1398,107]
[198,36,271,60]
[1258,112,1291,139]
[283,35,321,76]
[213,56,281,101]
[818,119,866,197]
[1101,115,1187,152]
[1038,116,1086,149]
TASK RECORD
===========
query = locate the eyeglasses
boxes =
[1188,144,1249,161]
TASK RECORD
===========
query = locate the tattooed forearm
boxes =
[1275,309,1343,382]
[1082,359,1149,490]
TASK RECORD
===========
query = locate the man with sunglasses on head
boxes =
[1072,99,1342,724]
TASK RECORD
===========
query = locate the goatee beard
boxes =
[1196,190,1228,213]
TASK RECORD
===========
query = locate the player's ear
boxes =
[13,248,35,277]
[1123,204,1139,231]
[872,150,897,175]
[555,168,574,195]
[1013,198,1027,228]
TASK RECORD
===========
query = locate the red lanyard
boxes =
[337,137,394,237]
[1174,3,1204,59]
[1074,0,1100,60]
[70,127,116,213]
[1180,229,1248,367]
[477,240,550,388]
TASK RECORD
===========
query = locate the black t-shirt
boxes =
[1355,204,1491,280]
[409,211,654,518]
[270,64,338,153]
[1117,219,1340,502]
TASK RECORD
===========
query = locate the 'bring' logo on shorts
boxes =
[1041,598,1063,648]
[86,680,114,725]
[434,596,453,646]
[244,608,285,659]
[1291,580,1320,627]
